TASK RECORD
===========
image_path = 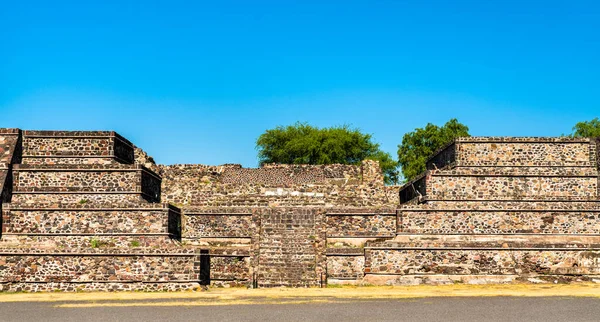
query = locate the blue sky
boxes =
[1,1,598,166]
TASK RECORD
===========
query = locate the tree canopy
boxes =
[397,118,470,181]
[569,118,600,138]
[256,122,399,184]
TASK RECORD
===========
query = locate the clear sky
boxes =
[1,1,598,166]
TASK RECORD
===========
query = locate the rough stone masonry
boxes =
[0,129,599,291]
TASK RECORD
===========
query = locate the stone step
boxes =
[368,234,600,249]
[437,166,597,177]
[399,208,600,234]
[12,164,161,202]
[427,172,597,201]
[0,249,198,288]
[1,203,180,236]
[11,192,152,205]
[403,200,600,210]
[21,130,134,165]
[0,234,183,250]
[364,247,600,276]
[427,137,597,170]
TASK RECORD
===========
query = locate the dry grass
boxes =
[1,283,600,307]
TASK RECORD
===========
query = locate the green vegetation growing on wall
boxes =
[256,122,399,184]
[397,118,470,181]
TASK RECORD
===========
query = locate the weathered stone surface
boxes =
[159,160,398,208]
[2,130,600,290]
[22,130,134,164]
[326,213,396,237]
[327,255,364,279]
[256,208,327,287]
[365,248,600,275]
[400,209,600,234]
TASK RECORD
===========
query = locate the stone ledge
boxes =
[14,163,160,177]
[0,251,196,256]
[0,128,20,135]
[3,202,178,211]
[399,208,600,213]
[2,233,172,236]
[365,246,600,250]
[456,137,592,143]
[185,212,251,216]
[326,248,364,256]
[23,130,132,145]
[413,199,600,209]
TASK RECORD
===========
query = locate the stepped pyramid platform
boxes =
[0,130,195,292]
[360,137,600,285]
[3,130,600,290]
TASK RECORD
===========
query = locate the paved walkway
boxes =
[1,297,600,322]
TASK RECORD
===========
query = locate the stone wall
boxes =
[399,209,600,234]
[210,255,251,284]
[0,235,180,250]
[365,248,600,276]
[12,164,162,203]
[0,251,198,291]
[326,208,396,237]
[3,130,600,290]
[184,213,253,239]
[428,137,596,168]
[2,208,174,235]
[159,160,397,208]
[326,253,364,279]
[427,174,598,200]
[22,131,134,165]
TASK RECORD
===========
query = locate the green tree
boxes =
[256,122,399,184]
[397,119,470,181]
[570,118,600,138]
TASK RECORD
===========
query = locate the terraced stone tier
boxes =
[0,250,198,288]
[22,130,134,165]
[364,248,600,276]
[208,252,251,284]
[0,234,181,250]
[0,282,199,292]
[184,213,253,239]
[408,200,600,210]
[11,192,149,205]
[375,234,600,249]
[326,248,365,280]
[439,166,598,176]
[1,203,181,237]
[326,210,397,238]
[427,137,597,169]
[174,189,395,208]
[424,172,597,201]
[399,137,600,204]
[12,164,161,202]
[363,234,600,277]
[399,208,600,234]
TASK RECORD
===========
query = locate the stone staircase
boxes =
[0,130,196,291]
[256,208,326,287]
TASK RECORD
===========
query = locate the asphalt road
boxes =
[1,297,599,322]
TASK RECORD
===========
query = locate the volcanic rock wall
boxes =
[0,130,193,292]
[2,130,600,290]
[159,160,398,208]
[384,137,600,285]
